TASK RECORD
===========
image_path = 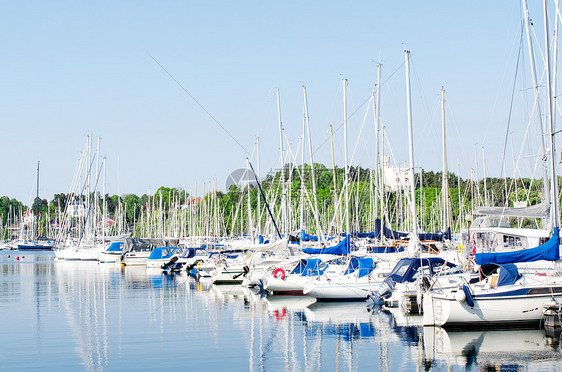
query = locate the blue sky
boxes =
[0,1,555,204]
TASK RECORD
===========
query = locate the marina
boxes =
[4,2,562,370]
[2,251,562,371]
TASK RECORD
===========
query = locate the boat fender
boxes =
[273,268,286,280]
[455,290,466,303]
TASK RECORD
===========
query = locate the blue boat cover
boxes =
[387,257,456,283]
[301,230,319,242]
[343,257,375,278]
[497,264,521,286]
[370,246,405,253]
[180,248,196,259]
[301,258,325,276]
[475,227,560,265]
[302,236,350,255]
[106,242,124,252]
[354,219,450,241]
[148,247,179,260]
[290,259,308,275]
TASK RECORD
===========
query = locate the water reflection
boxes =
[2,251,562,371]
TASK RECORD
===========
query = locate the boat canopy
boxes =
[302,236,350,255]
[290,258,326,276]
[479,263,521,286]
[106,242,124,252]
[122,238,179,255]
[369,246,405,253]
[148,247,179,260]
[474,203,549,218]
[301,230,319,242]
[475,227,560,265]
[354,219,450,241]
[343,257,375,278]
[386,257,456,284]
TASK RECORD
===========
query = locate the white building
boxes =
[382,156,411,192]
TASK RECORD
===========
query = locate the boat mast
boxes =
[276,88,286,236]
[256,137,261,237]
[329,125,340,234]
[375,63,382,239]
[35,160,40,241]
[441,88,451,231]
[404,50,418,237]
[380,126,386,245]
[303,85,324,241]
[343,79,350,234]
[544,0,560,228]
[522,0,552,227]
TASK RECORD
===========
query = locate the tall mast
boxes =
[246,158,253,239]
[35,160,40,241]
[375,63,382,236]
[482,146,488,206]
[343,79,350,234]
[276,88,286,235]
[544,0,559,228]
[256,137,261,237]
[522,0,551,224]
[441,88,451,231]
[302,85,324,241]
[329,125,340,234]
[103,157,106,242]
[380,126,385,245]
[404,50,418,236]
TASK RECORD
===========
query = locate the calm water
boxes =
[2,251,562,371]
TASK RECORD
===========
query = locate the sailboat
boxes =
[17,161,54,251]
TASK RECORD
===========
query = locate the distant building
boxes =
[382,156,411,192]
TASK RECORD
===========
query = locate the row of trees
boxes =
[0,164,549,240]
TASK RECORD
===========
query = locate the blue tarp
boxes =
[370,246,405,253]
[106,242,124,252]
[475,227,560,265]
[301,258,326,276]
[498,264,521,286]
[291,259,308,275]
[343,257,375,278]
[301,230,319,242]
[148,247,179,260]
[302,236,350,255]
[354,220,450,241]
[387,257,456,284]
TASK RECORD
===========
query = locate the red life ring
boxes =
[274,308,286,320]
[273,268,286,280]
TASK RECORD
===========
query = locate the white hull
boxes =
[122,252,151,266]
[55,245,105,261]
[424,285,562,327]
[98,251,121,263]
[304,282,381,300]
[264,276,309,294]
[211,266,246,284]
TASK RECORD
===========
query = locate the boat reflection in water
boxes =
[3,252,562,371]
[424,326,562,370]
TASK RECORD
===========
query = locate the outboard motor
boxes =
[161,256,179,270]
[367,278,395,305]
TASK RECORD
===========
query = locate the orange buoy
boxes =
[16,256,19,260]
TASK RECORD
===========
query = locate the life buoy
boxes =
[274,308,286,320]
[273,268,286,280]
